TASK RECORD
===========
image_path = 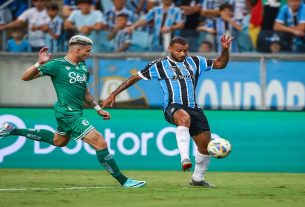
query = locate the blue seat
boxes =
[99,31,114,52]
[129,30,151,52]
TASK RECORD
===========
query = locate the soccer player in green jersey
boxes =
[0,35,145,188]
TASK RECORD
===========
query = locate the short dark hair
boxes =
[169,37,189,46]
[47,2,59,11]
[76,0,92,5]
[116,13,129,18]
[219,2,234,11]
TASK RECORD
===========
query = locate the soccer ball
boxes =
[207,138,232,158]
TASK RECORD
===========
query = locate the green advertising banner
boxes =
[0,108,304,172]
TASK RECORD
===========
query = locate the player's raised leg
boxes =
[190,131,215,188]
[83,128,146,188]
[0,122,70,146]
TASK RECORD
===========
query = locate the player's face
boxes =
[76,45,92,61]
[169,43,189,62]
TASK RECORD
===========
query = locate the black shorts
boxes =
[164,103,210,137]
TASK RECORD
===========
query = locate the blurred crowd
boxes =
[0,0,304,53]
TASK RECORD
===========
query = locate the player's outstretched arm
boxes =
[85,88,111,120]
[101,74,142,108]
[22,47,51,81]
[213,34,233,69]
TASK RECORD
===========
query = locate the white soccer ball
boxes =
[207,138,232,158]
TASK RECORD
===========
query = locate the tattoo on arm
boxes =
[213,48,229,69]
[111,74,141,96]
[85,89,98,107]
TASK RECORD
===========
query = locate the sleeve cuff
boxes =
[137,71,148,80]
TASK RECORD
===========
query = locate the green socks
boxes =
[96,148,128,185]
[9,130,127,185]
[10,128,54,145]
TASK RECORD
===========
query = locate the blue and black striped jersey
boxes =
[138,56,213,111]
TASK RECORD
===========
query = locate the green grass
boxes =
[0,169,304,207]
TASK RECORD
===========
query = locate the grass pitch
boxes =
[0,169,304,207]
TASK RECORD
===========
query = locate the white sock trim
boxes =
[177,126,189,130]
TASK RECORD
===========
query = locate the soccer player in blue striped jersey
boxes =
[102,34,233,187]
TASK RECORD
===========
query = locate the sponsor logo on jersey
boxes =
[65,66,71,70]
[173,74,195,80]
[170,65,193,71]
[68,72,87,83]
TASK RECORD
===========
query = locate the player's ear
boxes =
[75,48,80,54]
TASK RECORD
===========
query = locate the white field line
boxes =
[0,186,118,192]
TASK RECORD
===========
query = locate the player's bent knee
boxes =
[85,135,108,150]
[95,138,108,150]
[181,115,191,124]
[174,109,191,126]
[175,115,191,127]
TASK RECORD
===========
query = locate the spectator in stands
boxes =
[200,0,247,20]
[63,0,96,18]
[65,0,106,52]
[248,0,263,49]
[199,0,235,51]
[268,34,282,53]
[107,13,132,52]
[174,0,203,52]
[126,0,147,15]
[256,0,286,52]
[62,0,96,44]
[105,0,135,30]
[126,0,184,51]
[0,0,49,52]
[45,2,63,53]
[238,7,253,52]
[197,2,241,52]
[4,0,28,19]
[198,40,213,53]
[0,0,13,25]
[6,28,30,52]
[147,0,161,10]
[201,0,234,17]
[273,0,305,53]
